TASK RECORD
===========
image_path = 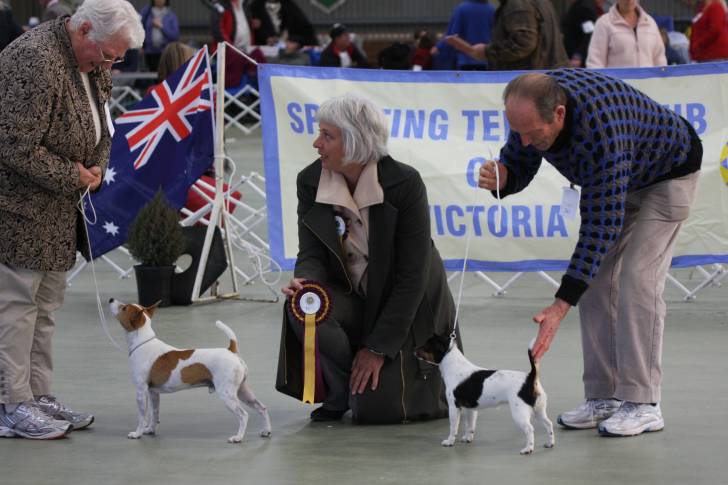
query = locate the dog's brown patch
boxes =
[180,363,213,386]
[116,305,147,332]
[148,349,194,387]
[228,340,237,354]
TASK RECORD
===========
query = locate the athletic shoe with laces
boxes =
[598,402,664,437]
[0,402,72,439]
[34,395,94,430]
[557,398,622,429]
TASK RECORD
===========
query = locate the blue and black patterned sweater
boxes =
[498,69,700,305]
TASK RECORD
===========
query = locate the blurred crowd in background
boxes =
[2,0,727,88]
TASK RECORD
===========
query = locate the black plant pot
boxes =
[133,265,175,307]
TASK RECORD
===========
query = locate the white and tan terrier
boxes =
[415,336,554,454]
[109,298,272,443]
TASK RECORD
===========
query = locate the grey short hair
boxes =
[70,0,145,48]
[503,73,567,123]
[315,93,389,165]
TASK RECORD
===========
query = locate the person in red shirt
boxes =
[689,0,728,61]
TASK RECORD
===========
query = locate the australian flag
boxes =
[87,46,215,259]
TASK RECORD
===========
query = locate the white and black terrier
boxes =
[415,335,554,454]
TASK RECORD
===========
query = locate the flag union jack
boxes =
[87,46,214,260]
[116,46,213,170]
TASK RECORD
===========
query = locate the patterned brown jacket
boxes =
[0,17,112,272]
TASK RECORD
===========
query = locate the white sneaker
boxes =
[598,402,664,437]
[557,399,622,429]
[0,402,71,440]
[35,395,94,430]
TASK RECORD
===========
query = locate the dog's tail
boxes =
[215,320,238,354]
[527,337,540,395]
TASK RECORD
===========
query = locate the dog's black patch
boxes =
[517,350,538,407]
[454,370,496,408]
[517,375,537,407]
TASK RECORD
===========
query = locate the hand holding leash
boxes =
[77,162,102,190]
[478,160,507,191]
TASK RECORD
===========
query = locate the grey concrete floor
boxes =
[2,134,726,485]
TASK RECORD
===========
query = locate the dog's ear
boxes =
[145,300,162,317]
[128,306,147,330]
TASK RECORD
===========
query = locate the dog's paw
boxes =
[228,435,243,444]
[544,441,555,449]
[459,434,474,443]
[441,438,455,447]
[127,431,142,439]
[142,427,156,435]
[259,429,271,438]
[519,447,534,455]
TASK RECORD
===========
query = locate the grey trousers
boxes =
[578,172,700,404]
[0,262,66,404]
[287,287,364,411]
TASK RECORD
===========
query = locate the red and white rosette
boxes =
[289,280,332,403]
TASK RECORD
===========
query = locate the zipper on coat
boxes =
[399,350,409,424]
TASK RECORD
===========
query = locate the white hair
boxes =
[70,0,145,48]
[316,93,389,165]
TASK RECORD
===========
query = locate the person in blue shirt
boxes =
[433,0,495,70]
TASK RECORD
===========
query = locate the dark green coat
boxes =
[276,156,457,423]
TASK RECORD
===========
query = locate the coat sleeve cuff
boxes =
[363,335,399,360]
[555,274,589,306]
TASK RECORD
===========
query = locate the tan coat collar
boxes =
[315,160,384,212]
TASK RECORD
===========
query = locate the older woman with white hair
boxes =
[0,0,143,440]
[277,94,458,424]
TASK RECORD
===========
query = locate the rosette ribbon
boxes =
[289,280,332,403]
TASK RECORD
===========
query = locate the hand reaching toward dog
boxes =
[350,348,384,394]
[532,298,571,360]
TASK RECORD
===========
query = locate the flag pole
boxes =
[191,42,240,302]
[217,43,241,295]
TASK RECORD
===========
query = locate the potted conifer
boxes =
[125,189,186,307]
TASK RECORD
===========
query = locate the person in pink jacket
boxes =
[586,0,666,68]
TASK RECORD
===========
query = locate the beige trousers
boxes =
[0,263,66,404]
[578,172,700,404]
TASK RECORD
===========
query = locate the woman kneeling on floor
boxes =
[276,93,458,424]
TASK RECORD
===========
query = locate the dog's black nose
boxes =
[109,298,114,303]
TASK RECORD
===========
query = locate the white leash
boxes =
[450,155,502,340]
[77,187,125,352]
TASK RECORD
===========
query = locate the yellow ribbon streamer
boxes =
[302,313,316,404]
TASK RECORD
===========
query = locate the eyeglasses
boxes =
[97,44,124,65]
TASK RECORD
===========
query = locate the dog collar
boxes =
[128,336,157,357]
